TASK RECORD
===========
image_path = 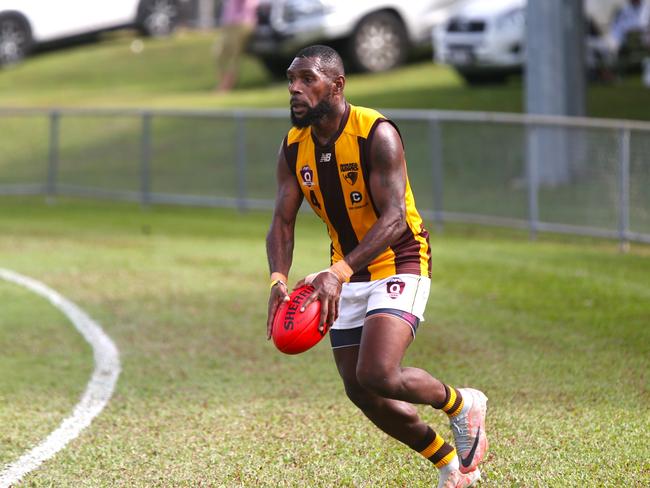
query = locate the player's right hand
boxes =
[267,282,290,340]
[300,271,341,334]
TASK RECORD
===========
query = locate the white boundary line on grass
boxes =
[0,268,120,487]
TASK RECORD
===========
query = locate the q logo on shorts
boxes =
[386,278,406,299]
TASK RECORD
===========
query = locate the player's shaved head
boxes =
[294,45,345,79]
[288,45,346,128]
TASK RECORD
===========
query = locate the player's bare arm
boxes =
[303,121,407,329]
[266,143,303,339]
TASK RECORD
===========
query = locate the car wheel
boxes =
[137,0,179,37]
[0,14,32,67]
[348,11,407,73]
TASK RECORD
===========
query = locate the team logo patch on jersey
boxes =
[320,152,332,163]
[343,171,358,185]
[386,278,406,299]
[340,163,359,185]
[340,163,358,172]
[300,165,314,187]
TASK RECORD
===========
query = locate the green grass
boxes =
[0,281,93,466]
[0,197,648,487]
[1,30,650,121]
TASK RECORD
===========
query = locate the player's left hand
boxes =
[299,270,341,333]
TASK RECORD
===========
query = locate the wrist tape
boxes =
[328,260,353,283]
[269,272,288,290]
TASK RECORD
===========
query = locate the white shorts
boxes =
[332,274,431,331]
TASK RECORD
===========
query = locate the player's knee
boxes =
[344,383,378,412]
[355,365,399,398]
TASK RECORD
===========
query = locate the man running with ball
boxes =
[266,45,488,487]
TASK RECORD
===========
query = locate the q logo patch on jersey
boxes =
[386,278,406,299]
[300,165,314,187]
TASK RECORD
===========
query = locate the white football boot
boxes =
[437,463,481,488]
[449,388,488,474]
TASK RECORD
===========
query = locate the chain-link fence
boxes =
[1,107,648,245]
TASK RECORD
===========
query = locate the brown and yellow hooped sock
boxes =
[432,384,464,418]
[413,426,457,468]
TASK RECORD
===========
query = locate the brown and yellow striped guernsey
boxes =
[283,103,431,282]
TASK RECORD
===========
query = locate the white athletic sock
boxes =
[438,454,459,476]
[457,388,473,416]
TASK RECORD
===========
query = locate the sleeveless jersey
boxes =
[283,104,431,283]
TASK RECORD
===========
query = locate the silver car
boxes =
[250,0,462,76]
[434,0,623,84]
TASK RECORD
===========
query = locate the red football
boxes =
[272,285,324,354]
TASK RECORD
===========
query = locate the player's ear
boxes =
[332,75,345,95]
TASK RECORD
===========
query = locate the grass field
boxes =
[0,197,648,487]
[1,30,650,121]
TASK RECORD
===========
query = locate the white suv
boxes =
[250,0,463,76]
[0,0,180,67]
[433,0,623,83]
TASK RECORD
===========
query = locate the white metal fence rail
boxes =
[1,108,648,244]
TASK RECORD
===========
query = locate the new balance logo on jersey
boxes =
[320,153,332,163]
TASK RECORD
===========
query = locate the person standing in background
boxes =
[214,0,258,91]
